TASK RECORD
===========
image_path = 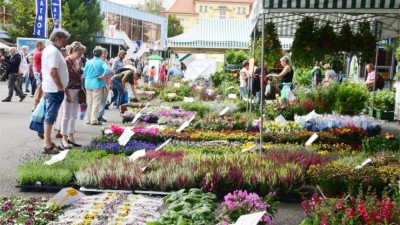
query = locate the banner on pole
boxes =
[51,0,62,30]
[34,0,47,38]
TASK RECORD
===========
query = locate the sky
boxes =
[108,0,176,10]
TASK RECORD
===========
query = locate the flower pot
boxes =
[377,110,395,121]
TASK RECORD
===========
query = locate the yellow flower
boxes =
[318,150,329,156]
[385,133,394,139]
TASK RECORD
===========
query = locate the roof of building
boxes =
[167,19,251,49]
[166,0,197,14]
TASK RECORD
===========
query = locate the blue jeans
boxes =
[44,91,64,125]
[24,75,30,91]
[240,87,247,99]
[111,77,126,107]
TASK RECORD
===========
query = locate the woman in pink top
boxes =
[159,62,166,84]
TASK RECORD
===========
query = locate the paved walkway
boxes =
[1,81,398,224]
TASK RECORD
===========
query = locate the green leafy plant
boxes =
[225,49,248,65]
[293,67,312,86]
[334,82,369,115]
[369,89,395,111]
[291,17,317,67]
[211,70,239,87]
[149,189,217,225]
[252,22,282,68]
[180,102,211,117]
[362,135,400,153]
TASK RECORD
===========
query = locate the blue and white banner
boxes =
[33,0,47,38]
[51,0,62,30]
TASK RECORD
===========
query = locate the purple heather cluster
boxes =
[88,140,159,152]
[157,109,193,118]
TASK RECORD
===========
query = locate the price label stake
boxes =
[44,150,69,165]
[118,128,135,146]
[305,133,318,146]
[234,211,266,225]
[219,107,230,116]
[155,138,172,151]
[129,149,146,162]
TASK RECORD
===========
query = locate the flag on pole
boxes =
[34,0,47,37]
[51,0,62,30]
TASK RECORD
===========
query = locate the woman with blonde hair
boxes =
[266,56,294,89]
[321,64,336,86]
[60,41,86,148]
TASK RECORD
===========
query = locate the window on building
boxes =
[199,5,203,12]
[243,7,246,14]
[237,7,240,14]
[220,10,225,19]
[204,6,207,12]
[179,18,185,26]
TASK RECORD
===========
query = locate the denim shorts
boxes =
[44,91,65,125]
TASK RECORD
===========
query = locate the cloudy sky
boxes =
[108,0,176,10]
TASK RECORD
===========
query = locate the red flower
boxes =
[346,208,355,217]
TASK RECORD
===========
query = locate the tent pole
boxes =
[249,30,257,115]
[260,12,266,149]
[371,43,379,112]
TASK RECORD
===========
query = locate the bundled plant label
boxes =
[128,149,146,162]
[155,138,172,151]
[131,112,142,124]
[176,121,190,133]
[274,114,288,125]
[118,128,135,146]
[44,149,69,165]
[49,188,85,207]
[184,97,194,102]
[219,107,230,116]
[241,144,261,153]
[234,211,266,225]
[305,133,318,146]
[173,82,181,88]
[354,158,372,170]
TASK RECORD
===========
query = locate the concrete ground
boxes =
[0,81,398,224]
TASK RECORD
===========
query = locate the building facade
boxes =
[96,0,168,58]
[165,0,253,32]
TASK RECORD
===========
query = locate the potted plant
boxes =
[370,90,395,120]
[225,49,248,69]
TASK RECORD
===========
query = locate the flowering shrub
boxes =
[190,114,256,132]
[362,134,400,153]
[300,193,400,225]
[0,196,62,224]
[217,190,279,225]
[265,99,315,121]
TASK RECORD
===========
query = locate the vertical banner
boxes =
[51,0,62,30]
[34,0,47,38]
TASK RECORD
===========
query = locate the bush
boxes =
[211,70,239,87]
[180,102,211,117]
[369,89,395,111]
[362,135,400,153]
[293,67,312,87]
[305,82,339,114]
[334,82,369,115]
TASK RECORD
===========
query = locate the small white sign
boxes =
[354,158,372,170]
[49,188,85,207]
[227,86,235,90]
[173,83,181,88]
[131,112,142,124]
[118,128,135,146]
[234,211,266,225]
[128,149,146,162]
[305,133,318,146]
[176,121,190,133]
[155,138,172,151]
[241,144,261,153]
[167,93,176,98]
[140,103,150,113]
[274,115,288,125]
[206,89,214,96]
[228,94,237,99]
[219,107,230,116]
[141,158,156,172]
[188,115,196,123]
[184,97,194,102]
[44,150,69,165]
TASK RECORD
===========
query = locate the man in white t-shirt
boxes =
[240,60,250,99]
[41,29,70,154]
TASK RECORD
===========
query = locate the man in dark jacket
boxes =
[2,47,26,102]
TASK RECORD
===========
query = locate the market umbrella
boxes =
[147,55,163,61]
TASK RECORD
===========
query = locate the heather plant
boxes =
[217,190,279,225]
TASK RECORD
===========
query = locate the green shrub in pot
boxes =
[334,82,369,115]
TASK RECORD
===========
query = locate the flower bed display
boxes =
[307,152,400,196]
[50,193,162,224]
[362,135,400,153]
[75,150,330,196]
[86,140,160,155]
[217,190,279,225]
[0,196,62,224]
[17,150,108,186]
[300,193,400,225]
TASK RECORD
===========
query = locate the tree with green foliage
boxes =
[4,0,35,42]
[62,0,104,51]
[252,22,282,68]
[291,17,317,67]
[144,0,162,15]
[167,14,183,38]
[315,21,337,60]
